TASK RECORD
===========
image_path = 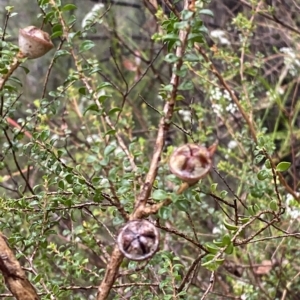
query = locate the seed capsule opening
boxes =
[117,220,160,261]
[169,143,217,183]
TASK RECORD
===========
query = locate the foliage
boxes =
[0,0,299,299]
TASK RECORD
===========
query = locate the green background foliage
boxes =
[0,0,299,299]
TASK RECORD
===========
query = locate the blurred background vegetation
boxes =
[0,0,299,299]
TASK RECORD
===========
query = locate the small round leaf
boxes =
[276,162,291,172]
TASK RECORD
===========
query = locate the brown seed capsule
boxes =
[117,220,160,261]
[169,143,217,185]
[18,26,54,59]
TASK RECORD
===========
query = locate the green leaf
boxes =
[33,274,42,283]
[9,76,22,86]
[269,200,278,211]
[276,162,291,172]
[4,85,17,92]
[199,9,214,17]
[213,240,225,247]
[93,191,103,202]
[188,33,204,43]
[73,184,82,195]
[108,107,122,116]
[248,204,260,215]
[100,158,109,166]
[257,169,269,181]
[97,82,112,90]
[98,95,111,104]
[79,40,95,53]
[152,189,168,201]
[175,200,189,211]
[205,243,219,254]
[51,31,63,39]
[176,94,185,101]
[211,183,218,192]
[223,220,238,231]
[78,87,87,95]
[68,30,81,41]
[222,235,231,246]
[158,206,171,219]
[104,145,116,156]
[202,255,224,271]
[44,10,54,23]
[104,129,116,136]
[178,80,194,91]
[67,15,76,26]
[225,243,234,254]
[54,50,70,59]
[5,6,14,12]
[174,21,189,30]
[167,40,177,52]
[83,104,99,115]
[175,65,188,77]
[220,190,228,199]
[62,4,77,11]
[265,159,272,169]
[58,180,65,190]
[250,185,264,198]
[40,130,50,141]
[161,84,173,92]
[52,24,62,33]
[239,217,250,224]
[202,254,215,263]
[92,177,101,184]
[181,10,194,20]
[254,154,264,164]
[19,66,30,74]
[65,174,74,184]
[184,53,200,62]
[162,33,179,42]
[164,53,178,63]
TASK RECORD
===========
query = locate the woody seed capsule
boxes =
[117,220,160,261]
[169,143,217,184]
[18,26,54,59]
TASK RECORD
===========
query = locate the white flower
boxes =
[212,103,223,116]
[210,29,231,45]
[99,178,109,186]
[210,87,223,100]
[114,146,124,156]
[280,47,300,75]
[86,134,99,144]
[228,140,238,149]
[285,193,300,219]
[212,224,225,234]
[178,109,191,122]
[82,4,104,29]
[225,102,237,114]
[210,87,236,116]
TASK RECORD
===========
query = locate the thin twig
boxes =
[177,253,205,293]
[200,271,215,300]
[195,44,257,143]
